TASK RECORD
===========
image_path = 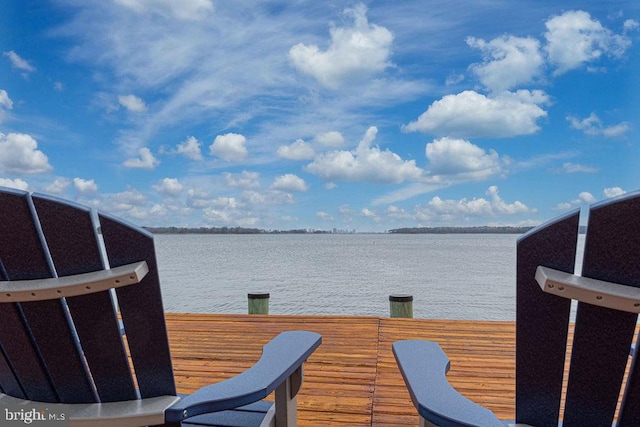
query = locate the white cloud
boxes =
[107,188,148,212]
[403,90,549,138]
[385,205,411,220]
[553,190,599,210]
[0,89,13,123]
[415,186,534,223]
[45,177,71,194]
[305,126,423,184]
[426,137,502,180]
[289,3,393,88]
[0,132,53,174]
[277,139,315,160]
[0,90,13,110]
[361,208,377,219]
[315,131,345,147]
[115,0,214,21]
[73,178,98,194]
[555,162,598,174]
[566,113,630,138]
[243,189,294,206]
[271,174,308,192]
[210,133,248,162]
[623,19,639,33]
[153,177,184,197]
[0,178,28,190]
[123,147,159,169]
[3,51,36,73]
[118,94,147,112]
[579,192,597,204]
[316,211,334,221]
[544,10,632,75]
[176,136,203,160]
[186,187,211,209]
[604,187,625,198]
[467,35,544,92]
[225,171,260,189]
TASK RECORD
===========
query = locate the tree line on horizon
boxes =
[142,225,534,234]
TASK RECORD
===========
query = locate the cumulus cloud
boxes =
[0,178,28,190]
[108,188,148,212]
[153,177,184,197]
[225,170,260,189]
[277,139,315,160]
[3,51,36,73]
[45,177,71,194]
[403,90,549,138]
[604,187,626,198]
[271,174,308,192]
[73,178,98,194]
[289,3,393,88]
[544,10,632,75]
[123,147,159,169]
[0,132,53,174]
[210,133,248,162]
[118,94,147,112]
[315,131,345,147]
[316,211,334,220]
[415,186,534,223]
[305,126,423,184]
[176,136,203,160]
[426,137,503,180]
[467,35,544,92]
[554,191,598,210]
[623,19,639,33]
[566,113,630,138]
[361,208,377,219]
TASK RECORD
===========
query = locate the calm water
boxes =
[154,233,522,320]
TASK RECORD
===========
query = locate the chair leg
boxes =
[274,366,303,427]
[420,416,437,427]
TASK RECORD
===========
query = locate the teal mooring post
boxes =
[248,292,270,314]
[389,294,413,318]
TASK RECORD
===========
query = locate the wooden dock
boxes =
[166,313,516,426]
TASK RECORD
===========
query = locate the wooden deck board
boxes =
[165,313,517,426]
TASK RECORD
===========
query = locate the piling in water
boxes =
[389,294,413,318]
[248,292,270,314]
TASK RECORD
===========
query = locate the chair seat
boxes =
[182,401,274,427]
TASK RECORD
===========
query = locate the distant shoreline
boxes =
[143,225,534,235]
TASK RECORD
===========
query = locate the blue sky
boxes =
[1,1,638,231]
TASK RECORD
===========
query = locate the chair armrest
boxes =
[165,330,321,422]
[0,261,148,302]
[392,340,503,427]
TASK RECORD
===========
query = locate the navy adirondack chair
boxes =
[0,187,321,427]
[393,191,640,426]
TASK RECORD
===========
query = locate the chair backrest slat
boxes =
[563,196,640,426]
[99,213,176,398]
[516,210,579,426]
[0,188,176,406]
[618,352,640,425]
[0,190,94,403]
[32,194,137,403]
